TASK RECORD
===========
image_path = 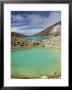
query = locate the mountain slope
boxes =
[35,21,61,37]
[11,32,25,38]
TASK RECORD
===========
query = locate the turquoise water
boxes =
[24,36,48,40]
[11,48,61,78]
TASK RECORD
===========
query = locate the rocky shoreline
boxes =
[11,72,61,79]
[11,35,61,49]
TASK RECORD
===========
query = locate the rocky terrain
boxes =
[48,35,61,48]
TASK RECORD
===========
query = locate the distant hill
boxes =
[11,32,25,38]
[35,21,61,37]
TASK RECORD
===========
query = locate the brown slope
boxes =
[35,21,61,36]
[11,32,25,38]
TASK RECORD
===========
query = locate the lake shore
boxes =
[11,47,60,51]
[11,35,61,50]
[11,72,61,79]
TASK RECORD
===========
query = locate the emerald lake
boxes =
[11,48,61,78]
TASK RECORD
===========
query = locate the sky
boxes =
[11,11,61,36]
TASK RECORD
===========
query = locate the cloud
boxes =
[28,12,61,28]
[27,12,61,27]
[44,12,61,27]
[11,27,43,35]
[28,14,43,25]
[12,14,26,22]
[11,11,61,35]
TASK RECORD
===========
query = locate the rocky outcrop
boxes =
[48,35,61,48]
